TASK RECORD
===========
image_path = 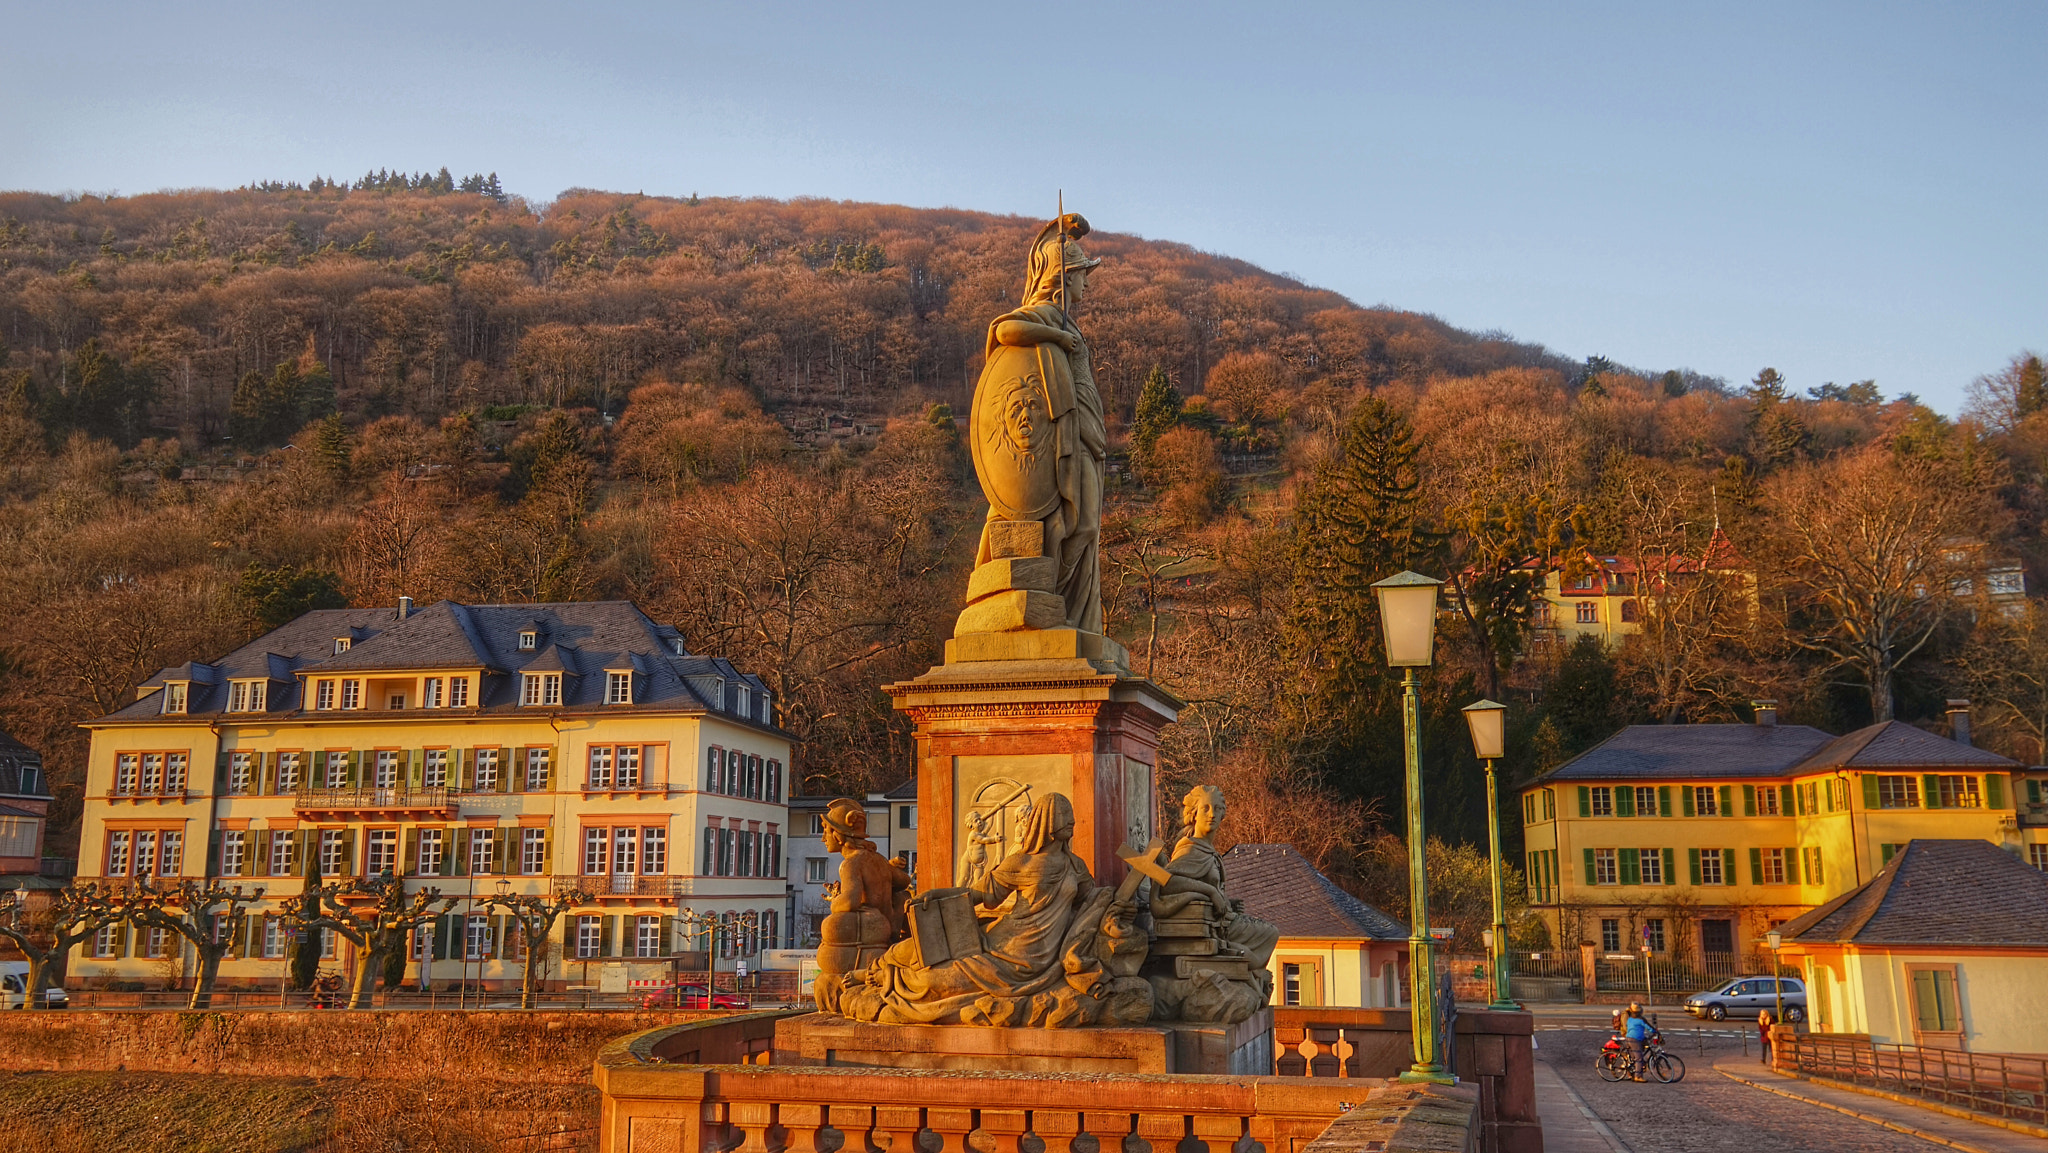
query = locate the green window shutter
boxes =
[459,749,474,792]
[1922,774,1941,808]
[1687,848,1701,885]
[1682,787,1695,817]
[1823,780,1834,813]
[1578,787,1591,818]
[1985,774,2005,809]
[1780,785,1795,815]
[491,915,507,959]
[497,753,513,794]
[1719,785,1734,816]
[261,752,277,796]
[214,752,230,793]
[1742,785,1757,816]
[542,829,552,874]
[601,915,617,958]
[1862,774,1880,809]
[402,829,418,875]
[1723,848,1737,882]
[492,832,507,875]
[1662,847,1676,886]
[254,832,271,875]
[407,751,421,789]
[346,751,361,787]
[1616,788,1634,818]
[1880,843,1898,866]
[1811,848,1824,886]
[340,829,357,876]
[2028,779,2042,805]
[206,828,223,877]
[1620,848,1640,885]
[659,915,674,955]
[1582,847,1595,884]
[1658,786,1672,817]
[455,831,470,876]
[433,915,452,961]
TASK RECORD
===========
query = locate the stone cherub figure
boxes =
[836,792,1151,1028]
[968,213,1106,632]
[813,798,912,1014]
[1145,784,1280,1023]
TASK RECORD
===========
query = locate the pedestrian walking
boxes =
[1758,1009,1774,1065]
[1624,1003,1652,1081]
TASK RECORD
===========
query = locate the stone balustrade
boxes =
[1271,1008,1536,1153]
[597,1015,1388,1153]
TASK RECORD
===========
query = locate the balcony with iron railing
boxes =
[552,874,704,900]
[292,785,454,815]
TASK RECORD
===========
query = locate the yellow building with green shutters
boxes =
[72,599,793,992]
[1519,702,2042,974]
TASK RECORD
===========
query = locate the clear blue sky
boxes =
[4,2,2041,413]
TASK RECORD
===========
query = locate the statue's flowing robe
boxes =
[1158,836,1280,968]
[972,302,1104,632]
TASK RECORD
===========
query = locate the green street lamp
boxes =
[1371,570,1454,1085]
[1462,698,1519,1011]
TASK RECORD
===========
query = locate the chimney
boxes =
[1946,699,1972,747]
[1752,700,1778,727]
[398,596,414,620]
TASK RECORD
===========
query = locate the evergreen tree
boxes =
[312,413,352,477]
[1543,635,1625,754]
[2018,355,2048,421]
[1745,367,1810,470]
[1128,364,1182,480]
[289,849,323,991]
[485,173,505,203]
[235,563,349,629]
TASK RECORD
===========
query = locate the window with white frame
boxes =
[1693,786,1720,816]
[466,914,490,961]
[470,828,495,875]
[319,829,348,876]
[417,828,444,876]
[423,749,448,788]
[226,752,253,795]
[1638,847,1663,885]
[1600,918,1621,952]
[115,754,138,795]
[1592,848,1618,885]
[1877,775,1921,808]
[1590,786,1614,816]
[162,682,187,714]
[106,830,131,876]
[374,750,399,790]
[642,827,665,874]
[269,831,295,876]
[166,753,187,795]
[263,918,287,958]
[521,673,560,706]
[340,680,361,709]
[228,681,266,712]
[323,751,348,788]
[576,915,601,958]
[277,752,301,793]
[220,830,246,876]
[636,915,663,957]
[141,753,163,794]
[583,828,608,875]
[2030,844,2048,871]
[806,857,828,883]
[133,831,157,876]
[613,827,638,876]
[333,637,351,655]
[617,746,641,789]
[92,923,119,958]
[449,677,470,707]
[388,692,405,710]
[519,630,538,651]
[1575,602,1597,624]
[588,746,613,790]
[1634,786,1657,815]
[472,748,499,792]
[1698,848,1725,884]
[524,748,549,791]
[423,677,443,708]
[606,671,632,705]
[315,680,335,710]
[1758,787,1781,815]
[522,828,547,875]
[1934,775,1982,808]
[159,831,183,876]
[1762,847,1789,884]
[366,829,398,876]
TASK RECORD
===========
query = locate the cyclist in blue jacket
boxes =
[1624,1003,1654,1082]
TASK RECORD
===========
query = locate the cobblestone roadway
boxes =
[1536,1028,1948,1153]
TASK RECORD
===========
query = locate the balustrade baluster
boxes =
[981,1110,1029,1153]
[1189,1115,1242,1153]
[1307,1028,1340,1078]
[871,1107,922,1153]
[1084,1113,1136,1153]
[1029,1110,1084,1153]
[731,1101,779,1153]
[925,1109,975,1153]
[702,1101,735,1153]
[779,1104,828,1153]
[830,1105,877,1153]
[1134,1112,1184,1153]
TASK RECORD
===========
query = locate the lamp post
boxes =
[1766,929,1785,1025]
[1371,570,1453,1085]
[1460,698,1516,1011]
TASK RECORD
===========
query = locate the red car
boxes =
[642,983,750,1010]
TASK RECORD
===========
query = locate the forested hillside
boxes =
[2,179,2041,938]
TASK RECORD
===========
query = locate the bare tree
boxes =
[131,879,266,1008]
[287,876,454,1009]
[1605,463,1751,722]
[473,886,589,1009]
[0,882,132,1009]
[1767,449,1991,720]
[1949,599,2048,762]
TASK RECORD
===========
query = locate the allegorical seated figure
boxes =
[1145,784,1281,1023]
[814,798,912,1014]
[836,793,1152,1028]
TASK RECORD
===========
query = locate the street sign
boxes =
[1429,927,1455,940]
[1603,953,1638,961]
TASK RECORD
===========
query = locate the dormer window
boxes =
[227,681,267,712]
[522,672,561,707]
[162,683,188,714]
[736,685,751,716]
[606,671,633,705]
[333,637,351,655]
[518,631,538,651]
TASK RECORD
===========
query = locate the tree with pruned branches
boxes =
[130,879,266,1009]
[0,882,134,1009]
[473,886,589,1008]
[287,876,454,1009]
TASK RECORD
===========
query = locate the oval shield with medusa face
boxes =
[971,342,1060,521]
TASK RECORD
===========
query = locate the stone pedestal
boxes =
[884,628,1181,894]
[774,1010,1273,1075]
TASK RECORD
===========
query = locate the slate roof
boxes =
[1537,724,1836,782]
[1778,840,2048,948]
[0,728,47,799]
[1221,844,1408,940]
[1787,721,2017,771]
[93,600,777,730]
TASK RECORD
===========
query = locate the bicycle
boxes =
[1597,1034,1686,1083]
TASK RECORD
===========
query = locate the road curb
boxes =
[1715,1064,1995,1153]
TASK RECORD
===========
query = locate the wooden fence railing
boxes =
[1782,1031,2048,1128]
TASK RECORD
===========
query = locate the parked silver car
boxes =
[1683,976,1804,1022]
[0,963,67,1009]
